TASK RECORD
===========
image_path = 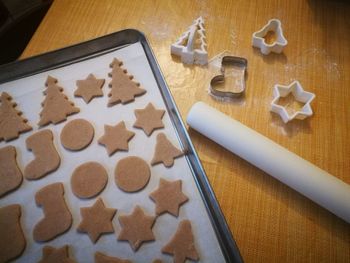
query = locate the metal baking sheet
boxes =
[0,29,242,263]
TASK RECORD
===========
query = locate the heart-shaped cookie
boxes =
[209,56,247,99]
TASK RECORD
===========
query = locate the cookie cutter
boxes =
[271,80,315,123]
[209,56,248,99]
[171,16,208,65]
[252,19,287,55]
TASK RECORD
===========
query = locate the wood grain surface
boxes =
[21,0,350,262]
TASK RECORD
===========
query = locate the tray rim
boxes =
[0,29,243,263]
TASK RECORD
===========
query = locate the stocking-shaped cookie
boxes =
[24,129,60,180]
[0,146,23,197]
[38,76,79,126]
[38,245,76,263]
[107,58,146,106]
[0,204,26,262]
[0,92,32,141]
[33,182,72,242]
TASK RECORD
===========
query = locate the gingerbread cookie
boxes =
[107,58,146,106]
[162,220,199,263]
[0,204,26,263]
[60,119,94,151]
[115,156,150,192]
[98,121,135,156]
[38,76,80,126]
[95,252,132,263]
[33,182,72,242]
[38,245,76,263]
[118,205,156,251]
[133,103,165,136]
[75,74,105,103]
[0,146,23,198]
[24,129,60,180]
[0,92,32,141]
[77,198,116,243]
[149,179,188,217]
[71,162,108,199]
[151,133,183,167]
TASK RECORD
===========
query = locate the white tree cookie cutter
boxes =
[252,19,287,55]
[171,16,208,65]
[271,80,315,123]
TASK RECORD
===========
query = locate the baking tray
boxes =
[0,29,242,263]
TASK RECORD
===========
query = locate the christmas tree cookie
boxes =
[107,58,146,106]
[0,92,32,141]
[38,76,79,126]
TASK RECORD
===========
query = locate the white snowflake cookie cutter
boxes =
[271,81,315,123]
[252,19,287,55]
[171,16,208,65]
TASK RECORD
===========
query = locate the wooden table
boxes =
[21,0,350,262]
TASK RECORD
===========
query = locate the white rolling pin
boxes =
[187,102,350,223]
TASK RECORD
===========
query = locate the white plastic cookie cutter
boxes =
[271,80,315,123]
[252,19,287,55]
[171,16,208,65]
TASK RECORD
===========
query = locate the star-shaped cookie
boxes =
[77,198,116,243]
[151,133,183,167]
[98,121,135,156]
[75,74,105,103]
[162,220,199,263]
[118,206,156,251]
[133,103,165,136]
[38,245,76,263]
[150,179,188,217]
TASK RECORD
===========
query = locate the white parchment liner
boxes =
[0,43,224,262]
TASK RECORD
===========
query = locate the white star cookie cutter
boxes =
[252,19,287,55]
[271,81,315,123]
[171,16,208,65]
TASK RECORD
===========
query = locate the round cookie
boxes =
[115,156,150,192]
[60,119,94,151]
[71,162,108,199]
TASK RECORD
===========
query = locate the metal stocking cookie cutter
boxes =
[209,56,248,99]
[252,19,287,55]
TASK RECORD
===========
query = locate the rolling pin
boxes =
[187,102,350,223]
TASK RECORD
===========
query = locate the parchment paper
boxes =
[0,42,225,262]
